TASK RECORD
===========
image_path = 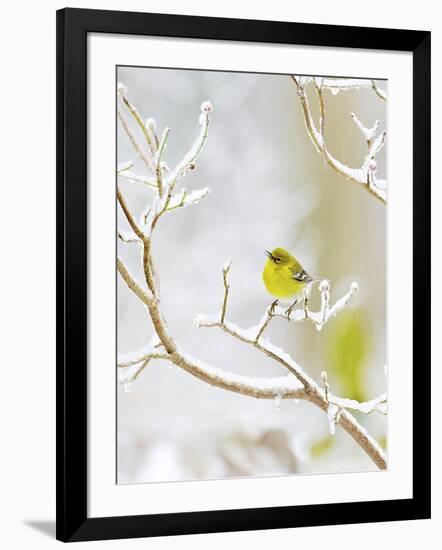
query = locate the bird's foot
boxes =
[269,299,279,317]
[284,299,298,321]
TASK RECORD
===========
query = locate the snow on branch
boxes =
[117,83,211,201]
[334,393,387,416]
[195,261,387,469]
[268,279,359,331]
[196,266,358,336]
[118,229,141,244]
[291,76,387,204]
[165,187,211,212]
[116,85,387,471]
[118,170,157,189]
[297,77,387,99]
[168,100,212,184]
[117,335,166,368]
[320,371,386,435]
[118,83,157,158]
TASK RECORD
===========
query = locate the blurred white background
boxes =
[117,67,387,484]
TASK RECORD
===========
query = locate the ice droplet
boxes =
[117,82,127,96]
[330,87,340,95]
[124,382,132,393]
[200,100,213,113]
[145,117,156,130]
[319,279,330,292]
[274,393,282,412]
[316,323,323,332]
[327,403,340,434]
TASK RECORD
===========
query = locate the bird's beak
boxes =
[265,250,272,259]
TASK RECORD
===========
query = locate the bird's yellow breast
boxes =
[262,261,304,299]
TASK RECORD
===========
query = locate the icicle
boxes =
[124,381,132,394]
[145,117,156,131]
[117,82,128,96]
[330,87,340,96]
[274,393,282,412]
[327,403,340,434]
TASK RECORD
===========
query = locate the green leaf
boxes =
[310,435,335,458]
[324,308,370,402]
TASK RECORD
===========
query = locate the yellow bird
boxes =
[262,247,314,316]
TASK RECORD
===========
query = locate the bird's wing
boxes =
[292,269,313,283]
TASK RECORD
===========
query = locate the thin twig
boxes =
[155,127,170,197]
[168,102,212,184]
[118,229,141,244]
[293,76,387,99]
[268,280,358,331]
[254,308,274,343]
[291,76,387,204]
[118,171,157,188]
[371,80,387,101]
[221,259,232,323]
[117,187,145,241]
[119,87,157,156]
[117,109,155,174]
[314,78,325,137]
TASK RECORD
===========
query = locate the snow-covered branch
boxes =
[295,77,387,98]
[195,261,386,469]
[118,83,157,159]
[117,84,211,198]
[165,187,211,212]
[168,100,212,184]
[333,393,387,416]
[118,169,157,189]
[291,76,387,204]
[117,109,156,175]
[117,336,167,368]
[320,371,386,435]
[116,84,387,471]
[269,279,359,331]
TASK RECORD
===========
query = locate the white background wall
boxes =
[0,0,439,548]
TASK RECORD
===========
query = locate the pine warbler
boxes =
[262,247,313,316]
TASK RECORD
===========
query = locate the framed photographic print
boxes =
[56,8,431,542]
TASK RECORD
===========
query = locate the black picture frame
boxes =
[56,7,431,542]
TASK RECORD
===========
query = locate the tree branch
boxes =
[292,77,387,99]
[117,109,155,174]
[371,80,387,101]
[118,82,157,157]
[268,279,359,331]
[117,85,387,472]
[195,262,386,469]
[117,187,145,241]
[117,257,152,306]
[155,127,170,197]
[291,75,387,204]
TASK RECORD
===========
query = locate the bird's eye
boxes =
[274,257,281,263]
